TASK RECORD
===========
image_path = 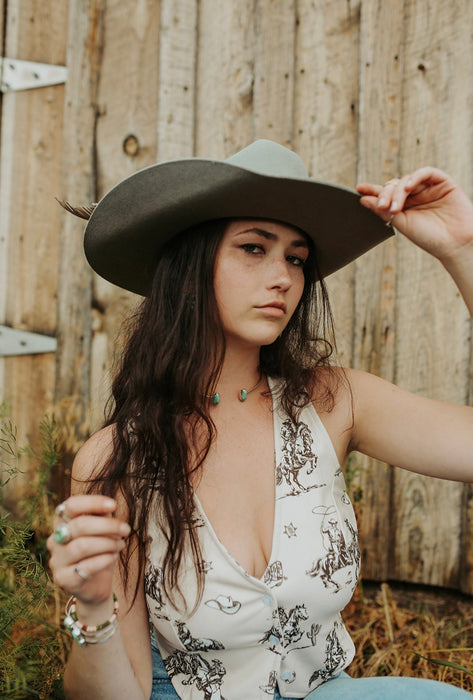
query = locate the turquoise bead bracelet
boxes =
[64,593,119,646]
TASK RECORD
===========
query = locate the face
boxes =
[213,219,310,348]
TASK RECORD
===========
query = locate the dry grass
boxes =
[343,580,473,692]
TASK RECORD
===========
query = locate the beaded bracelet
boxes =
[64,593,119,646]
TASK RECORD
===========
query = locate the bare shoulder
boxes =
[71,424,116,493]
[72,424,115,479]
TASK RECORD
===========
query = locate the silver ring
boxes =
[384,178,400,188]
[55,502,70,522]
[74,565,90,581]
[53,523,72,545]
[386,214,395,228]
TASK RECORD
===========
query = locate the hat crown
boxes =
[225,139,310,180]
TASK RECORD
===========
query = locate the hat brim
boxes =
[84,158,392,296]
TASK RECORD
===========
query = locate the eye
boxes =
[241,243,265,255]
[287,254,307,267]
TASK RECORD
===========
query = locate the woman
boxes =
[48,140,473,699]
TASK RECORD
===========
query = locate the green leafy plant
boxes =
[0,410,68,699]
[344,451,365,505]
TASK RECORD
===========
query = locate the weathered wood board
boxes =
[0,1,68,503]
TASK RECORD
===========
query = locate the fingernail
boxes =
[119,523,131,535]
[391,201,399,211]
[378,197,387,207]
[104,498,116,508]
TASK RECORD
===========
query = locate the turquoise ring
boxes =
[53,523,72,544]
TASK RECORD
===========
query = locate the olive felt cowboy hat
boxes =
[83,139,392,296]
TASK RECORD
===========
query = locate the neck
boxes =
[210,344,262,403]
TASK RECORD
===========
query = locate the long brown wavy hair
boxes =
[84,218,338,612]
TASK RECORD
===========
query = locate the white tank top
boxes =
[146,377,360,699]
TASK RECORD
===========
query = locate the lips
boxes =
[259,301,287,313]
[257,301,287,318]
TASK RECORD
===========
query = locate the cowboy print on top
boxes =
[145,377,361,699]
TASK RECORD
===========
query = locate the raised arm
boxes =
[47,428,152,700]
[348,168,473,481]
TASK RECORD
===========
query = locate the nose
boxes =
[266,258,292,291]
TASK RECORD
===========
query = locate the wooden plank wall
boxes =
[0,2,68,503]
[1,0,472,593]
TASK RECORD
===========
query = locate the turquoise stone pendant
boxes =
[212,393,220,405]
[239,389,248,402]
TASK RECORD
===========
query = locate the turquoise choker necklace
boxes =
[206,375,263,405]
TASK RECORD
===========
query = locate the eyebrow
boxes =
[235,227,310,249]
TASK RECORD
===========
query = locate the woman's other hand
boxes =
[47,495,131,605]
[357,167,473,267]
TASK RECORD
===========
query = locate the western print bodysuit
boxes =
[145,376,361,699]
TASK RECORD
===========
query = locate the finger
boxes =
[388,167,456,212]
[53,552,119,591]
[58,495,117,519]
[361,176,409,216]
[52,514,131,540]
[357,179,405,216]
[397,166,450,189]
[356,183,383,197]
[68,535,127,563]
[48,534,126,574]
[376,178,406,211]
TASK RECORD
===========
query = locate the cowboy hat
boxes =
[83,139,392,296]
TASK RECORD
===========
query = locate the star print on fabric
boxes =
[198,560,214,573]
[283,522,298,538]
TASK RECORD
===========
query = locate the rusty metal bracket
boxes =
[0,325,57,356]
[0,57,67,92]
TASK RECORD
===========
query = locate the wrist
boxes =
[75,594,116,625]
[65,593,119,647]
[441,238,473,274]
[440,239,473,317]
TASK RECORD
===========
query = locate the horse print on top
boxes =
[144,562,170,620]
[259,603,309,652]
[308,620,347,686]
[307,509,361,592]
[176,621,224,652]
[164,650,226,700]
[259,670,277,694]
[276,419,325,496]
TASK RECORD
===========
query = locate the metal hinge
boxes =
[0,57,67,92]
[0,325,57,357]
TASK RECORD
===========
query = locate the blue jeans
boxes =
[151,632,471,699]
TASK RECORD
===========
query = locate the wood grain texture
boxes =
[293,0,362,368]
[89,0,160,430]
[351,0,404,581]
[392,0,473,590]
[196,0,255,157]
[0,1,67,503]
[253,0,296,146]
[159,0,198,159]
[56,0,105,445]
